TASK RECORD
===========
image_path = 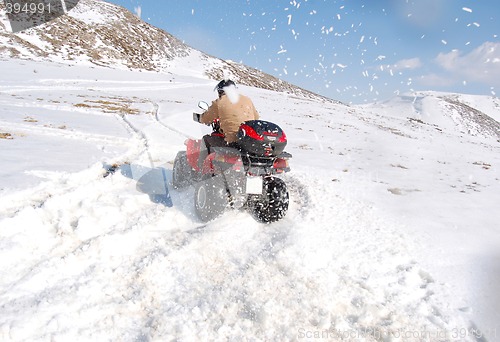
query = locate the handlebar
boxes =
[193,112,202,123]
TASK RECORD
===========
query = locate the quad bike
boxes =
[172,101,292,223]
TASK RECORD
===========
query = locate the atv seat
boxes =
[203,134,227,154]
[197,134,227,171]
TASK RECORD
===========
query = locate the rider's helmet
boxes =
[215,79,236,95]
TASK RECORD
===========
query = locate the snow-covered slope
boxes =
[1,57,499,341]
[0,0,330,102]
[371,92,500,140]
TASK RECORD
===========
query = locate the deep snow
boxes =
[0,57,499,341]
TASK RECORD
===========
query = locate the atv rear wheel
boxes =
[194,175,228,222]
[252,177,289,223]
[172,151,192,189]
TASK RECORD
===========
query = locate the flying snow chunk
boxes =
[462,7,473,13]
[134,6,142,18]
[277,45,287,54]
[224,84,240,104]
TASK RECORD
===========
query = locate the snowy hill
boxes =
[0,0,329,102]
[371,92,500,140]
[1,2,500,341]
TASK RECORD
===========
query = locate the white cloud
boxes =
[378,57,422,75]
[434,42,500,85]
[392,57,422,70]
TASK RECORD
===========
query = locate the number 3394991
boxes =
[5,1,52,14]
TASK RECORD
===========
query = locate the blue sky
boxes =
[107,0,499,104]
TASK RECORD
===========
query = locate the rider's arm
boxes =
[200,101,219,125]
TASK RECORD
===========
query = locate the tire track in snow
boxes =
[150,100,191,139]
[0,89,182,242]
[0,101,149,219]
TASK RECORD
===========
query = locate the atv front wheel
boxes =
[172,151,192,189]
[252,177,289,223]
[194,175,228,222]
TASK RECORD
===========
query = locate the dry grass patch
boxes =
[24,116,38,122]
[0,132,13,139]
[74,96,141,115]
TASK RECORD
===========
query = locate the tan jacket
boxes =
[201,94,260,143]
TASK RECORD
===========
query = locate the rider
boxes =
[199,79,260,148]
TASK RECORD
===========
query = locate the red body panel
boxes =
[202,153,216,174]
[186,139,202,172]
[185,131,290,177]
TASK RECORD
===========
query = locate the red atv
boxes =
[172,101,292,223]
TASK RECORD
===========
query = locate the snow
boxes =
[68,0,115,25]
[1,57,499,341]
[224,84,240,104]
